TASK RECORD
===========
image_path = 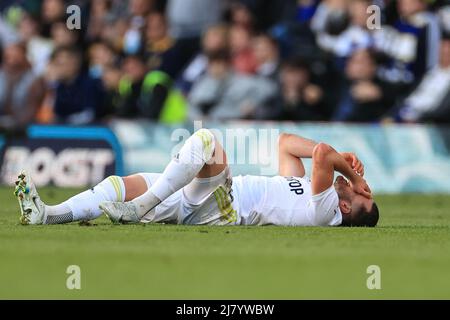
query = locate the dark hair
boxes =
[342,202,379,227]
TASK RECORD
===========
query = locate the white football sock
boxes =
[132,129,215,217]
[44,176,126,224]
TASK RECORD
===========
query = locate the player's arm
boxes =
[278,133,317,177]
[278,133,365,177]
[311,143,372,198]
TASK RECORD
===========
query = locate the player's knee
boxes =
[100,175,119,186]
[105,175,122,181]
[103,175,124,191]
[194,128,215,143]
[97,175,125,202]
[193,128,216,162]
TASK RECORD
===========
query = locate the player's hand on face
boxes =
[341,152,364,176]
[350,175,372,199]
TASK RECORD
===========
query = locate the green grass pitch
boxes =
[0,187,450,299]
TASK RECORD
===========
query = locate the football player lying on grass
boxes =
[15,129,378,227]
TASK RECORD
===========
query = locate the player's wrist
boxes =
[348,171,361,184]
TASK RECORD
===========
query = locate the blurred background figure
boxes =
[179,24,229,94]
[167,0,223,40]
[253,34,280,80]
[395,34,450,123]
[51,20,81,48]
[333,49,395,122]
[85,0,114,42]
[375,0,441,88]
[0,0,447,125]
[17,13,53,75]
[0,42,44,130]
[50,46,104,125]
[314,0,373,62]
[123,0,155,55]
[189,50,276,120]
[230,25,257,74]
[259,57,325,121]
[40,0,67,37]
[113,54,148,118]
[88,41,117,80]
[144,11,189,79]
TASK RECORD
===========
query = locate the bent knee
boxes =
[193,128,216,162]
[122,174,148,201]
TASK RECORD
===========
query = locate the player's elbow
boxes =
[312,143,332,162]
[278,133,292,151]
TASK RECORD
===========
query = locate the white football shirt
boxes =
[232,175,342,226]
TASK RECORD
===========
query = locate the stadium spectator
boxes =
[17,13,53,75]
[259,57,325,121]
[144,12,190,79]
[40,0,67,37]
[374,0,441,86]
[36,53,60,124]
[101,65,122,118]
[234,0,286,31]
[0,0,448,124]
[166,0,223,39]
[112,54,148,118]
[395,34,450,123]
[88,41,117,79]
[178,24,229,94]
[269,0,319,60]
[100,16,129,53]
[50,20,82,48]
[139,70,187,123]
[333,49,396,122]
[106,54,187,123]
[0,42,44,129]
[51,46,104,125]
[311,0,350,46]
[252,34,280,80]
[0,16,18,48]
[189,50,277,120]
[85,0,114,42]
[314,0,373,62]
[123,0,156,55]
[229,25,257,74]
[228,1,255,32]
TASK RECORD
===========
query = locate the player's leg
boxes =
[15,172,148,225]
[181,140,228,204]
[101,128,226,223]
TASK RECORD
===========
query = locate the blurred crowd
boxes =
[0,0,449,129]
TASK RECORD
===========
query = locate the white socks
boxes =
[132,129,216,217]
[44,176,126,224]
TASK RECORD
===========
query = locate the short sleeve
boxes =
[307,186,343,226]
